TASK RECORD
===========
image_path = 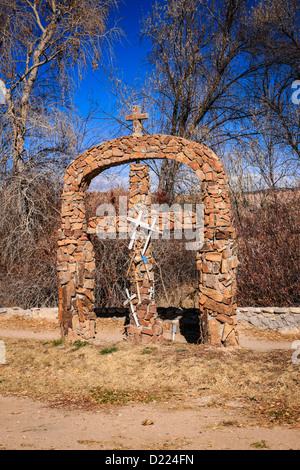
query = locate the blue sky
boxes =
[75,0,155,119]
[78,0,156,191]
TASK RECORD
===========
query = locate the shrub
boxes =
[234,189,299,306]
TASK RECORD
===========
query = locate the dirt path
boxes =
[0,324,294,351]
[0,329,60,341]
[0,394,299,450]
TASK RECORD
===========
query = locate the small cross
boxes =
[124,288,140,327]
[127,211,160,250]
[127,210,143,249]
[142,217,162,256]
[148,286,154,300]
[125,105,149,136]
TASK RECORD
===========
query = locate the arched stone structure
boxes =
[57,134,239,345]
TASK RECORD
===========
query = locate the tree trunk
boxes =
[12,122,26,175]
[158,159,181,203]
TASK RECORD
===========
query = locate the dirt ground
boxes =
[0,315,299,451]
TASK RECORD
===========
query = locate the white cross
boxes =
[127,211,160,250]
[148,286,154,300]
[123,288,139,327]
[142,217,162,256]
[127,211,143,249]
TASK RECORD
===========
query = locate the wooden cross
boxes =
[127,211,160,250]
[127,210,143,249]
[125,105,149,136]
[141,217,161,256]
[148,286,154,300]
[141,254,151,281]
[124,289,139,327]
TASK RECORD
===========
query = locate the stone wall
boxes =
[1,306,299,336]
[58,134,238,345]
[237,307,300,334]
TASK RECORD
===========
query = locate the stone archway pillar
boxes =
[57,191,97,340]
[126,163,163,343]
[197,178,239,346]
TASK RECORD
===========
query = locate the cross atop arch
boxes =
[125,105,149,136]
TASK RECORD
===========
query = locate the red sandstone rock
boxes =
[58,134,238,345]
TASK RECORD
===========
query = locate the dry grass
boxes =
[0,333,299,427]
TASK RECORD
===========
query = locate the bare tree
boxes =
[0,0,121,308]
[252,0,300,74]
[238,67,300,194]
[0,0,119,177]
[247,0,300,167]
[139,0,273,200]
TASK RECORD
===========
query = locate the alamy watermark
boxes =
[0,80,6,105]
[291,80,300,105]
[95,196,204,251]
[291,340,300,365]
[0,340,6,365]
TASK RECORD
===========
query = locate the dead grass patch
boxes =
[0,334,299,427]
[250,440,270,449]
[90,387,170,405]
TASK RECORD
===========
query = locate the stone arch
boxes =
[58,134,239,345]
